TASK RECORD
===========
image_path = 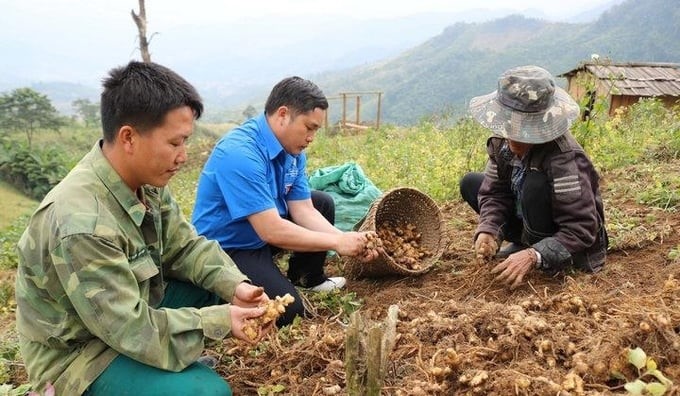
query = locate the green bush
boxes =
[0,140,69,200]
[573,99,679,171]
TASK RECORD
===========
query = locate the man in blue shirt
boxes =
[192,76,377,326]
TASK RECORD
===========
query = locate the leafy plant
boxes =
[0,383,32,396]
[623,347,673,396]
[668,245,680,262]
[0,141,69,200]
[274,315,305,344]
[257,384,285,395]
[0,88,65,148]
[71,98,100,127]
[636,174,680,211]
[0,338,28,396]
[306,290,362,324]
[0,214,30,270]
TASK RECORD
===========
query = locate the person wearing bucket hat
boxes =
[459,65,608,289]
[192,76,380,327]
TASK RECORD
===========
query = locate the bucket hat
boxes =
[469,65,580,144]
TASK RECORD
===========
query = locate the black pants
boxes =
[225,190,335,327]
[459,172,556,245]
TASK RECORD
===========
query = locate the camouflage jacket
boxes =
[15,141,248,395]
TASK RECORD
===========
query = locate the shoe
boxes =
[196,355,218,369]
[494,242,526,259]
[307,277,347,292]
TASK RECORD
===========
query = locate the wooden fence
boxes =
[325,91,383,130]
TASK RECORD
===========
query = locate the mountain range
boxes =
[3,0,678,126]
[313,0,680,124]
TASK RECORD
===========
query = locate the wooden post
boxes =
[355,95,361,125]
[376,92,382,129]
[345,312,362,394]
[345,305,399,396]
[341,93,347,128]
[366,326,382,395]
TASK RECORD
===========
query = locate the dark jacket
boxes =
[475,132,607,272]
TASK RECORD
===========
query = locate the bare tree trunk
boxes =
[131,0,151,62]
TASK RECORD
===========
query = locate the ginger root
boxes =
[377,222,432,270]
[364,232,384,251]
[241,293,295,341]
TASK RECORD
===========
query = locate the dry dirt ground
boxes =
[2,177,679,396]
[216,189,680,395]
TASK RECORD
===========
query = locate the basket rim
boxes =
[349,186,446,276]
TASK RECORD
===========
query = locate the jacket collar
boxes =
[88,140,149,226]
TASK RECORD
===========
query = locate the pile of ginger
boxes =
[374,221,433,270]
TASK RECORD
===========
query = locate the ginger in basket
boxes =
[377,222,433,270]
[241,293,295,341]
[364,232,384,250]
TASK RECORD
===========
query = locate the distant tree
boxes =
[242,104,258,120]
[131,0,152,62]
[0,88,65,147]
[72,98,101,127]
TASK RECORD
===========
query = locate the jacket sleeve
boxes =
[52,233,232,371]
[475,139,515,243]
[532,150,600,270]
[158,187,248,302]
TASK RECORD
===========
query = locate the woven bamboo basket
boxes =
[345,187,445,278]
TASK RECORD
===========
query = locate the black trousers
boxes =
[459,172,556,244]
[225,190,335,327]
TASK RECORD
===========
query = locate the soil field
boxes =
[2,172,678,396]
[217,187,680,395]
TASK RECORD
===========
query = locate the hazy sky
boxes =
[133,0,607,22]
[0,0,618,87]
[2,0,616,29]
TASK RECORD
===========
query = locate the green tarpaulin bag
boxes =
[308,162,381,232]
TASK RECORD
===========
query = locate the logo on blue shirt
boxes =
[284,158,298,195]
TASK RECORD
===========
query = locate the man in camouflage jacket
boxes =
[459,65,608,289]
[15,61,269,396]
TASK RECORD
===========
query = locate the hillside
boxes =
[0,181,36,229]
[314,0,680,125]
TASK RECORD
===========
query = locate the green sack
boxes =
[308,162,381,232]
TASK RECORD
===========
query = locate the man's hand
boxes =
[232,282,269,308]
[335,231,380,260]
[229,305,269,344]
[357,231,381,262]
[490,248,537,289]
[474,233,498,264]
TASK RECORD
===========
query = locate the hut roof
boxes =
[558,62,680,97]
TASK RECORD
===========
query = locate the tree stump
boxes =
[345,305,399,396]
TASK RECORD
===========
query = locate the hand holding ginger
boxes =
[241,293,295,341]
[474,233,498,264]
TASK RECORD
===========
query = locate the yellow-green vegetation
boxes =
[623,347,674,396]
[0,181,37,229]
[0,181,36,272]
[306,118,489,202]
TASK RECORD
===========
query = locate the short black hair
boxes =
[100,61,203,142]
[264,76,328,117]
